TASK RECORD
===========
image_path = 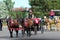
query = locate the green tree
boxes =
[29,0,60,17]
[0,1,8,18]
[3,0,15,18]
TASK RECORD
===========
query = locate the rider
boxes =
[28,9,34,19]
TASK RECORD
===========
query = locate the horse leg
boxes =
[22,30,25,36]
[41,25,44,34]
[27,27,31,37]
[9,29,13,38]
[37,24,39,31]
[22,26,25,37]
[15,30,18,37]
[26,28,29,36]
[40,24,41,30]
[29,27,31,37]
[34,24,37,35]
[34,26,37,35]
[50,24,52,31]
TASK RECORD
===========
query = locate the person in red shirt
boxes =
[49,9,55,19]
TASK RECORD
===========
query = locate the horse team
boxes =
[6,17,43,38]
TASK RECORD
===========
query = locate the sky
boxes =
[0,0,31,8]
[12,0,31,8]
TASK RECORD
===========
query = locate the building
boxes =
[12,7,24,11]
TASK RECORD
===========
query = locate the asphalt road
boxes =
[0,26,60,40]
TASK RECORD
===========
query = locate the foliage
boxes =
[3,0,15,18]
[3,0,28,18]
[29,0,60,17]
[12,10,28,18]
[0,1,8,18]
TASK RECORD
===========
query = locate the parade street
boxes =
[0,26,60,40]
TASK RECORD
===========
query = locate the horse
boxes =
[7,18,19,38]
[32,18,40,34]
[44,18,56,31]
[21,18,34,37]
[55,18,60,31]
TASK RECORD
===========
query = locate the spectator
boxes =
[0,19,2,31]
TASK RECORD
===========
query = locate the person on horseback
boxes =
[28,9,34,19]
[22,9,34,36]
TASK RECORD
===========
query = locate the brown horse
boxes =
[21,18,34,37]
[7,18,19,38]
[44,18,56,31]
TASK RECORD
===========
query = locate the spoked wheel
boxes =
[34,26,37,35]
